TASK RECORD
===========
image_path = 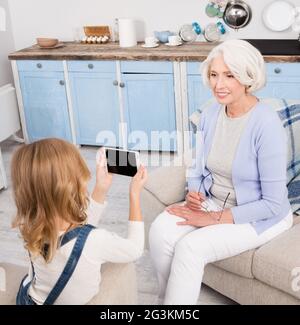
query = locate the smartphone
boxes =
[104,148,140,177]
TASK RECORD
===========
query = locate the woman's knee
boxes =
[174,236,207,268]
[149,212,169,249]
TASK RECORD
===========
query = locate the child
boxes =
[11,138,147,305]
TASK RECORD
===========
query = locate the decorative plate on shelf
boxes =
[262,0,296,31]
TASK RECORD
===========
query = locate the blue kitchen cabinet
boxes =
[121,61,177,151]
[68,61,121,147]
[187,62,212,117]
[186,62,212,148]
[17,60,72,142]
[255,63,300,100]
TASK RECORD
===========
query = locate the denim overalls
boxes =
[16,224,95,305]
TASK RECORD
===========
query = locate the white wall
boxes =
[7,0,300,50]
[0,0,15,87]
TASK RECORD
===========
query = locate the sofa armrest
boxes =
[143,165,187,206]
[141,165,187,249]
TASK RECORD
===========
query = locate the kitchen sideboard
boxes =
[9,42,300,154]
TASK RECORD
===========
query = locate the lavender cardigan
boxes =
[187,102,291,234]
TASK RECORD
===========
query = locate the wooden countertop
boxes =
[8,41,300,62]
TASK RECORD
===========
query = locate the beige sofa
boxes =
[141,165,300,305]
[0,262,137,305]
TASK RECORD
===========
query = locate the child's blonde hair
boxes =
[11,138,91,263]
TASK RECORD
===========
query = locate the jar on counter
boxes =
[179,22,202,42]
[203,22,226,42]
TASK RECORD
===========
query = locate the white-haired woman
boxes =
[149,39,293,305]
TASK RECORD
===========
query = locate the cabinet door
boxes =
[187,62,212,116]
[186,63,212,148]
[122,73,177,151]
[69,72,120,147]
[19,71,72,142]
[188,75,212,116]
[256,63,300,99]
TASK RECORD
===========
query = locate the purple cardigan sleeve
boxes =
[231,114,288,224]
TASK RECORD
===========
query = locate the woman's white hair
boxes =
[201,39,266,93]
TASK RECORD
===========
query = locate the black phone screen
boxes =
[105,148,138,177]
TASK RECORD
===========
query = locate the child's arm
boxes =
[84,221,144,263]
[86,197,107,227]
[88,148,112,226]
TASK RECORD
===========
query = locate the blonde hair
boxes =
[11,138,91,263]
[201,39,266,93]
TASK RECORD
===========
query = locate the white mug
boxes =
[168,35,181,45]
[145,36,158,46]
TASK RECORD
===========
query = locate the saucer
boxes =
[165,42,182,46]
[37,42,64,49]
[141,43,159,48]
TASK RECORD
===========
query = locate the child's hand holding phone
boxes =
[130,165,148,198]
[92,148,113,203]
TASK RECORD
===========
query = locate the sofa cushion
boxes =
[0,263,27,305]
[144,166,186,206]
[211,215,300,280]
[252,222,300,300]
[213,249,255,279]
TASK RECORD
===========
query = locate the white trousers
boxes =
[149,205,293,305]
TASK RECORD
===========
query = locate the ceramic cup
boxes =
[144,36,158,47]
[168,35,181,45]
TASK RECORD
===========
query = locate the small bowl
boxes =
[36,38,59,48]
[154,31,174,43]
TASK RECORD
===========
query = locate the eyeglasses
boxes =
[217,192,231,222]
[198,171,211,213]
[197,172,230,221]
[198,171,211,194]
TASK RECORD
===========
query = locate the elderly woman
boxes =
[149,39,293,305]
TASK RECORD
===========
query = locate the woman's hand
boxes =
[166,205,234,227]
[166,204,216,227]
[185,191,206,211]
[130,165,148,198]
[92,148,113,203]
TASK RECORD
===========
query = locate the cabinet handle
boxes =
[113,80,118,86]
[274,68,281,74]
[36,63,42,69]
[88,63,94,69]
[119,82,125,88]
[59,80,65,86]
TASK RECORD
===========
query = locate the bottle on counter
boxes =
[113,18,119,42]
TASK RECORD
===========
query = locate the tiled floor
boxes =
[0,138,235,305]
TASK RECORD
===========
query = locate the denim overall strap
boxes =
[60,226,82,246]
[43,224,95,305]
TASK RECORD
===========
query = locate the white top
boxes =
[24,198,144,305]
[207,106,252,208]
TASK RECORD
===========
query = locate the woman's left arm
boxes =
[231,114,288,224]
